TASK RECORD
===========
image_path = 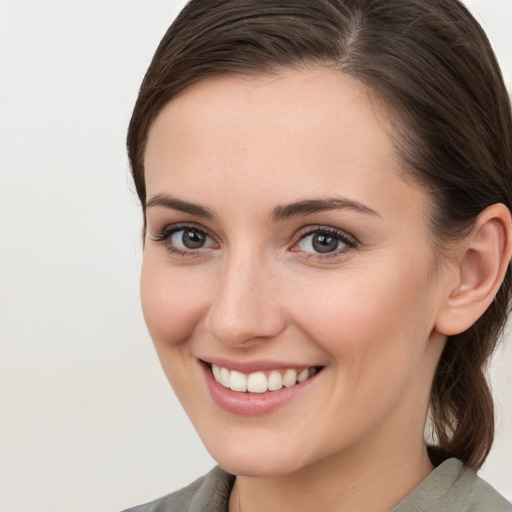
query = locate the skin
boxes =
[140,68,462,511]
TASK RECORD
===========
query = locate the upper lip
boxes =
[199,357,321,374]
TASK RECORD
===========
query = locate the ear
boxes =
[435,203,512,336]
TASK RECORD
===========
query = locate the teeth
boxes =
[211,364,317,393]
[247,372,267,393]
[282,369,297,387]
[267,370,283,391]
[220,367,230,388]
[297,368,309,383]
[229,370,247,392]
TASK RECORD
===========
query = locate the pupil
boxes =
[183,230,205,249]
[312,233,338,253]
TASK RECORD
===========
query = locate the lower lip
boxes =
[201,363,321,416]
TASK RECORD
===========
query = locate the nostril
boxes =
[204,274,287,346]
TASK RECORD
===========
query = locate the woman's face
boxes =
[141,69,450,477]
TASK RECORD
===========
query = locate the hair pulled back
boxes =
[128,0,512,470]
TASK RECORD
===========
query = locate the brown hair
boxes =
[127,0,512,470]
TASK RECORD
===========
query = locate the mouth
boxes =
[200,360,325,415]
[207,362,323,394]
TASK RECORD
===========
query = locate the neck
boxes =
[230,435,433,512]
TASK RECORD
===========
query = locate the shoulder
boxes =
[120,466,235,512]
[393,458,511,512]
[457,466,512,512]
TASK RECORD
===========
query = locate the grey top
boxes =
[391,459,511,511]
[122,459,511,512]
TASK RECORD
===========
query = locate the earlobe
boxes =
[435,203,512,336]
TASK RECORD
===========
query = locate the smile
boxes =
[201,360,324,415]
[210,364,319,393]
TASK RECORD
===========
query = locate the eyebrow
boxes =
[271,197,379,222]
[145,193,379,222]
[146,193,216,219]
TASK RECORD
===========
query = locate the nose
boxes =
[204,251,287,347]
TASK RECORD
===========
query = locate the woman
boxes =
[123,0,512,510]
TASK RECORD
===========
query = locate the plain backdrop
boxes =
[1,1,511,511]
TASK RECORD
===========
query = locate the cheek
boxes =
[294,265,436,367]
[140,259,210,348]
[292,267,438,434]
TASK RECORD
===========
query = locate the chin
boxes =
[216,452,307,478]
[197,429,318,477]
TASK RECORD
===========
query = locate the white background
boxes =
[1,1,511,511]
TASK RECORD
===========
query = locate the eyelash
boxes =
[293,226,358,259]
[151,223,216,258]
[151,224,358,260]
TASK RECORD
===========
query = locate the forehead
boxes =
[146,68,381,159]
[144,68,426,221]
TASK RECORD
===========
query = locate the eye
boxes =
[294,227,357,257]
[152,225,217,255]
[171,228,211,249]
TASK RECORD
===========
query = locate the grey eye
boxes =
[297,232,346,254]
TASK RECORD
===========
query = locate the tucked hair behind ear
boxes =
[128,0,512,470]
